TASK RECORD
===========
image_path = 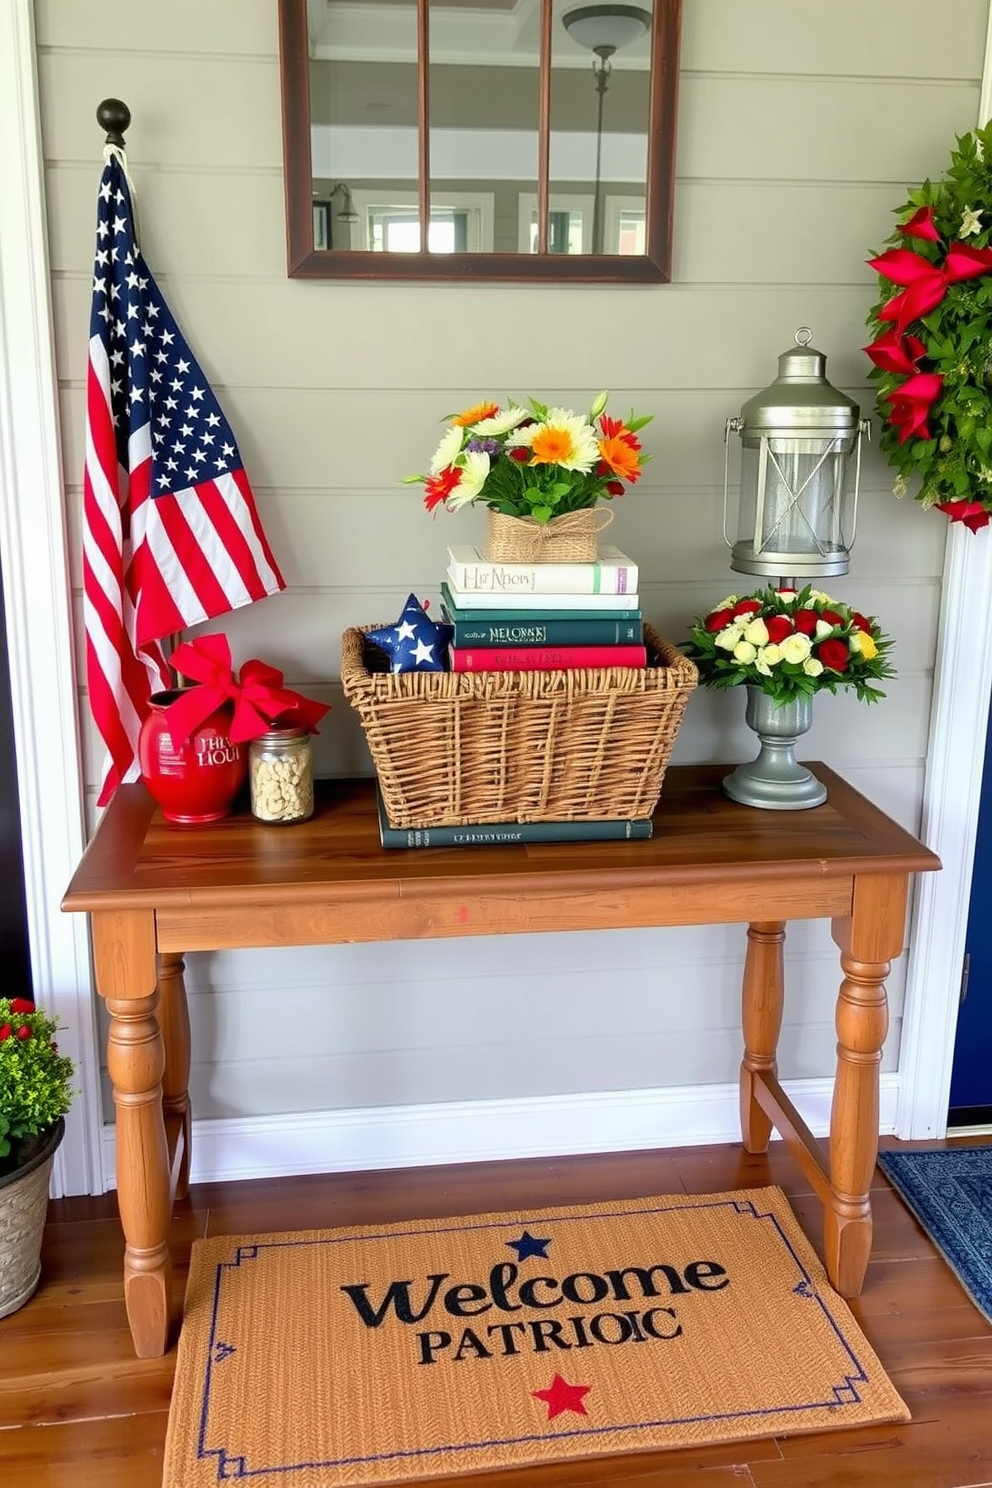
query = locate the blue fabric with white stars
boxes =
[365,594,452,673]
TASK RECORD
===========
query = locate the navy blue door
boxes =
[950,690,992,1116]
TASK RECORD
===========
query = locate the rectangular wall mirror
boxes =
[278,0,681,282]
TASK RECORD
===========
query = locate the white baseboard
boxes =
[98,1075,901,1190]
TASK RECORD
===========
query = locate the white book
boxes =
[443,582,640,612]
[446,544,638,596]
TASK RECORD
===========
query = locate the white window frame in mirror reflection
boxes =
[345,189,494,253]
[603,196,647,255]
[517,194,593,255]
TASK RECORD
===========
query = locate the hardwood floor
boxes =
[1,1137,990,1488]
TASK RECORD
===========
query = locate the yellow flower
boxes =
[850,630,878,660]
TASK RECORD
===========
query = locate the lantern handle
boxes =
[795,325,813,346]
[722,417,742,549]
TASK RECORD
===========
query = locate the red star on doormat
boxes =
[531,1374,592,1421]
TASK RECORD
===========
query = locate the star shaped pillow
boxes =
[365,594,453,673]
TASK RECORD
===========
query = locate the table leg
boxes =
[740,920,786,1153]
[828,873,907,1297]
[159,951,192,1199]
[92,910,172,1358]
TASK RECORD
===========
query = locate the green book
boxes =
[440,582,642,622]
[442,608,644,647]
[375,784,652,849]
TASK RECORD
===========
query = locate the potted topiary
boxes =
[0,996,75,1317]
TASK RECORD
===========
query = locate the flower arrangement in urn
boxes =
[0,997,74,1178]
[684,587,895,706]
[405,393,652,521]
[865,122,992,530]
[0,997,75,1317]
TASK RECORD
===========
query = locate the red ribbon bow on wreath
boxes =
[162,633,330,745]
[867,241,992,334]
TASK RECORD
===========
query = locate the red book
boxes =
[450,644,648,672]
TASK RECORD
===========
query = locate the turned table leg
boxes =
[740,921,786,1153]
[92,910,172,1358]
[828,874,907,1297]
[159,951,192,1199]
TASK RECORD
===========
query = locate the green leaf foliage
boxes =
[866,122,992,519]
[0,999,75,1171]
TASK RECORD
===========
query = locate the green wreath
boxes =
[865,121,992,531]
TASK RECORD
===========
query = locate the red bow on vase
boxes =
[162,633,330,745]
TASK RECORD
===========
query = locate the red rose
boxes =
[793,609,818,634]
[732,599,762,617]
[0,1023,11,1041]
[817,639,849,672]
[819,609,845,628]
[15,1025,32,1041]
[9,998,34,1014]
[606,481,625,496]
[851,612,872,632]
[705,609,734,633]
[765,615,793,644]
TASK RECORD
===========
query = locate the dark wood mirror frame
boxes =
[278,0,681,283]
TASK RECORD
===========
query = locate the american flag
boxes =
[83,150,284,805]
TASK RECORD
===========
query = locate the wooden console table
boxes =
[62,764,939,1358]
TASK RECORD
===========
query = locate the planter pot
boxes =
[138,689,248,825]
[722,685,827,810]
[484,506,613,563]
[0,1117,64,1319]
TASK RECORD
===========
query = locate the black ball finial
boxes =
[96,98,131,148]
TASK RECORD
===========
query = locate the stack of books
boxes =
[442,544,645,672]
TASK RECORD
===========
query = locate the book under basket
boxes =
[340,624,698,828]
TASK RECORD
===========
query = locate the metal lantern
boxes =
[723,328,870,581]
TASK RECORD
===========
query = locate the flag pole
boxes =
[95,99,182,687]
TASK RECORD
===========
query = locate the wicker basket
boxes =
[341,625,697,827]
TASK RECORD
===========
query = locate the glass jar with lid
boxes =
[248,726,314,824]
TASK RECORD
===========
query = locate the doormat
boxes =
[877,1145,992,1323]
[163,1188,908,1488]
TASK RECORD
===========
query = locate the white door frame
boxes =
[1,0,990,1192]
[0,0,102,1195]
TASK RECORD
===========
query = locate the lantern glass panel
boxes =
[738,434,855,562]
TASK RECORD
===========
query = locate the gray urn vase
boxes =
[722,686,827,810]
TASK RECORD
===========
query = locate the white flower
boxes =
[809,589,834,605]
[733,640,758,664]
[743,618,769,646]
[514,408,599,472]
[714,626,741,651]
[892,474,908,498]
[755,653,772,677]
[716,595,739,610]
[758,643,783,668]
[430,424,465,474]
[775,589,798,605]
[470,405,529,437]
[588,390,609,420]
[444,450,491,508]
[814,618,836,640]
[780,632,813,664]
[802,657,824,678]
[960,206,983,237]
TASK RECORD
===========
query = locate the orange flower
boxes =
[598,433,643,483]
[453,401,499,427]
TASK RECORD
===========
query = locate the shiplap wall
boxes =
[35,0,985,1148]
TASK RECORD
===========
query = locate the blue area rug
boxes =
[877,1145,992,1323]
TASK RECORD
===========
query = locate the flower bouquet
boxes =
[0,997,74,1178]
[865,122,992,530]
[403,393,653,561]
[0,996,75,1316]
[683,586,895,706]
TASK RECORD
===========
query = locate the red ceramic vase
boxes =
[138,690,248,825]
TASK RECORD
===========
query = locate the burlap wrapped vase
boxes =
[484,506,613,563]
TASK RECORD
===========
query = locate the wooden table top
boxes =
[62,764,940,915]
